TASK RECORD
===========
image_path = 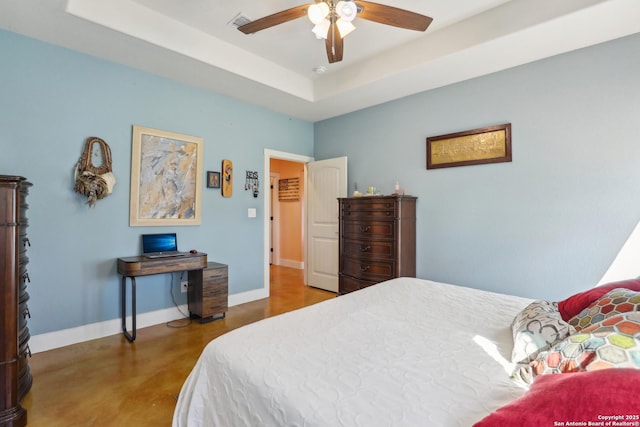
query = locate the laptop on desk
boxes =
[141,233,187,258]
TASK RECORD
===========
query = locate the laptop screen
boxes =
[142,233,178,254]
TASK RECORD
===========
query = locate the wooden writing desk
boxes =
[117,252,207,342]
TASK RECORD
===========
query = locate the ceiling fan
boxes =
[237,1,433,64]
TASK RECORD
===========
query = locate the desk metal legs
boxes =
[121,276,136,342]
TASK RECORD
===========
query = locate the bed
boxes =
[173,277,640,426]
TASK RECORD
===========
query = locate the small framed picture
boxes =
[207,171,221,189]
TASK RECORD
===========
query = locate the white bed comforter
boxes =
[173,277,533,427]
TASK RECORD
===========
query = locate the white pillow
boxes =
[510,300,576,364]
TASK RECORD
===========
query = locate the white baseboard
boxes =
[30,287,269,354]
[228,287,268,306]
[278,259,304,269]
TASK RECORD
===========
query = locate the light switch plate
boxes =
[248,208,257,218]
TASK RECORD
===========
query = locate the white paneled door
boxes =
[306,157,347,292]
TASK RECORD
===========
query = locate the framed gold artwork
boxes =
[426,123,512,169]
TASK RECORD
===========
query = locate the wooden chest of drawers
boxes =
[338,195,417,295]
[1,175,32,427]
[188,262,228,323]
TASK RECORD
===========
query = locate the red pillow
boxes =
[473,369,640,427]
[557,278,640,321]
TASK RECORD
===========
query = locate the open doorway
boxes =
[270,159,305,270]
[263,149,347,297]
[270,159,306,295]
[263,150,314,297]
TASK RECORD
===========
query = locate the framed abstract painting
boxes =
[129,125,203,226]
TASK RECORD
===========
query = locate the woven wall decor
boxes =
[74,136,116,207]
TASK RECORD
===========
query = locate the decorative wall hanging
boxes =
[245,171,259,198]
[426,123,512,169]
[129,125,203,226]
[207,171,221,188]
[74,136,116,207]
[278,177,300,201]
[222,159,233,197]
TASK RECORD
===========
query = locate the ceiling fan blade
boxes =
[354,1,433,31]
[238,4,309,34]
[325,22,344,63]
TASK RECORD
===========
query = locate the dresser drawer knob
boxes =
[359,225,370,232]
[385,211,391,216]
[359,265,370,272]
[360,245,371,252]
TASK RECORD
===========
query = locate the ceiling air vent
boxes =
[229,13,252,28]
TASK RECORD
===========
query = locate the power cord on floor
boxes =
[167,272,192,329]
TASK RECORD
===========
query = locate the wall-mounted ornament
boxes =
[222,159,233,197]
[245,170,259,198]
[73,136,116,207]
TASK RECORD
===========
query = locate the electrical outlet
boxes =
[181,280,189,293]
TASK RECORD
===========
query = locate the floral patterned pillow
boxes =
[511,300,576,364]
[568,288,640,331]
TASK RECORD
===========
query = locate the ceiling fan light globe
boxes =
[336,19,356,38]
[336,1,357,22]
[312,19,330,39]
[308,2,330,24]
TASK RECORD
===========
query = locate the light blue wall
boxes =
[0,30,313,335]
[315,33,640,301]
[3,28,640,337]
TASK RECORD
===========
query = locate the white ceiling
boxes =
[1,0,639,122]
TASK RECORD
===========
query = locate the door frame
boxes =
[263,149,314,295]
[269,172,281,266]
